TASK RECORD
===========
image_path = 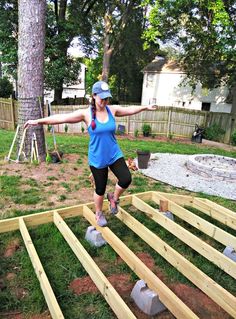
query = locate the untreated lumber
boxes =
[19,218,64,319]
[193,198,236,231]
[53,211,136,319]
[153,192,236,250]
[116,206,236,318]
[83,205,199,319]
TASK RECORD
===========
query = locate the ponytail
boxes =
[91,96,96,130]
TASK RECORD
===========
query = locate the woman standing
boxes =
[24,81,157,226]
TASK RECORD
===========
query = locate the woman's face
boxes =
[93,94,109,108]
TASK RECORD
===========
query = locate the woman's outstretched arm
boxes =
[24,109,86,128]
[110,104,157,117]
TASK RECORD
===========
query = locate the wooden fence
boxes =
[1,98,236,144]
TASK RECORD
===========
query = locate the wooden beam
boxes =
[53,211,136,319]
[19,218,64,319]
[156,192,194,206]
[116,206,236,318]
[193,198,236,231]
[132,195,236,279]
[152,192,236,250]
[0,194,134,234]
[83,205,199,319]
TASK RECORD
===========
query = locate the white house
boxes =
[44,63,86,103]
[141,57,232,113]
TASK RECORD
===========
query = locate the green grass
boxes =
[0,129,236,318]
[1,129,236,160]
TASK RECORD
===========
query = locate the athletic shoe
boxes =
[107,192,119,215]
[95,211,107,227]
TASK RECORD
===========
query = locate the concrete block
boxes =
[85,226,106,247]
[223,246,236,262]
[163,211,174,221]
[131,280,166,316]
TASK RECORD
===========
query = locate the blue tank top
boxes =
[88,106,123,168]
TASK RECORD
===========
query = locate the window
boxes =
[201,102,211,111]
[146,73,154,87]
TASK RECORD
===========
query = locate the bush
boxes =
[204,123,225,142]
[231,130,236,146]
[0,77,13,98]
[142,123,152,137]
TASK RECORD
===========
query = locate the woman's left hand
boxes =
[146,104,157,111]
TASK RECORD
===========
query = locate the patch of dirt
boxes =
[4,239,20,257]
[69,273,133,297]
[0,311,51,319]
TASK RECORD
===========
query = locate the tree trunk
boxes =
[101,13,114,82]
[18,0,46,161]
[54,86,63,104]
[231,85,236,114]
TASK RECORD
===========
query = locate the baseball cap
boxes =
[92,81,112,99]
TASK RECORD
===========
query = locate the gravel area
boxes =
[139,153,236,200]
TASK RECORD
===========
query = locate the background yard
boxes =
[0,129,236,319]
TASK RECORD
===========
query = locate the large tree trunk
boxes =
[18,0,46,161]
[231,85,236,114]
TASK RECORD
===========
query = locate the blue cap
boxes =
[92,81,112,99]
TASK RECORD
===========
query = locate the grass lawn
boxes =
[0,129,236,318]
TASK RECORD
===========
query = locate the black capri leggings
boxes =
[90,157,132,196]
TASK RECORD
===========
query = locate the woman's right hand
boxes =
[24,119,40,129]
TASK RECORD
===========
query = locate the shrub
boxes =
[142,123,152,137]
[231,130,236,146]
[204,123,225,142]
[0,77,13,98]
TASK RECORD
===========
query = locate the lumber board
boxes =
[132,195,236,279]
[117,206,236,318]
[157,192,194,206]
[19,218,64,319]
[53,211,136,319]
[152,192,236,250]
[0,194,134,234]
[83,205,199,319]
[193,198,236,231]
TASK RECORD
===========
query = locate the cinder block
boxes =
[223,246,236,262]
[131,280,166,316]
[163,211,174,221]
[85,226,106,247]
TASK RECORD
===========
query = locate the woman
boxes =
[24,81,157,226]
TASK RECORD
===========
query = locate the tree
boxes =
[0,77,13,97]
[0,1,18,82]
[109,5,157,103]
[18,0,46,160]
[144,0,236,112]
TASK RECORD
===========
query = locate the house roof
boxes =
[143,58,183,73]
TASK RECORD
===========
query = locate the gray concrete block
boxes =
[131,280,166,316]
[163,211,174,221]
[223,246,236,262]
[85,226,106,247]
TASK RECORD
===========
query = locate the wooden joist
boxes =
[118,205,236,318]
[53,211,136,319]
[132,195,236,279]
[1,191,235,319]
[19,218,64,319]
[83,205,199,319]
[152,192,236,250]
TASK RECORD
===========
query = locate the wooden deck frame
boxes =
[0,191,235,318]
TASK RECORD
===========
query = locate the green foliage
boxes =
[142,123,152,136]
[134,129,139,138]
[0,77,13,97]
[231,130,236,146]
[204,123,225,142]
[144,0,236,91]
